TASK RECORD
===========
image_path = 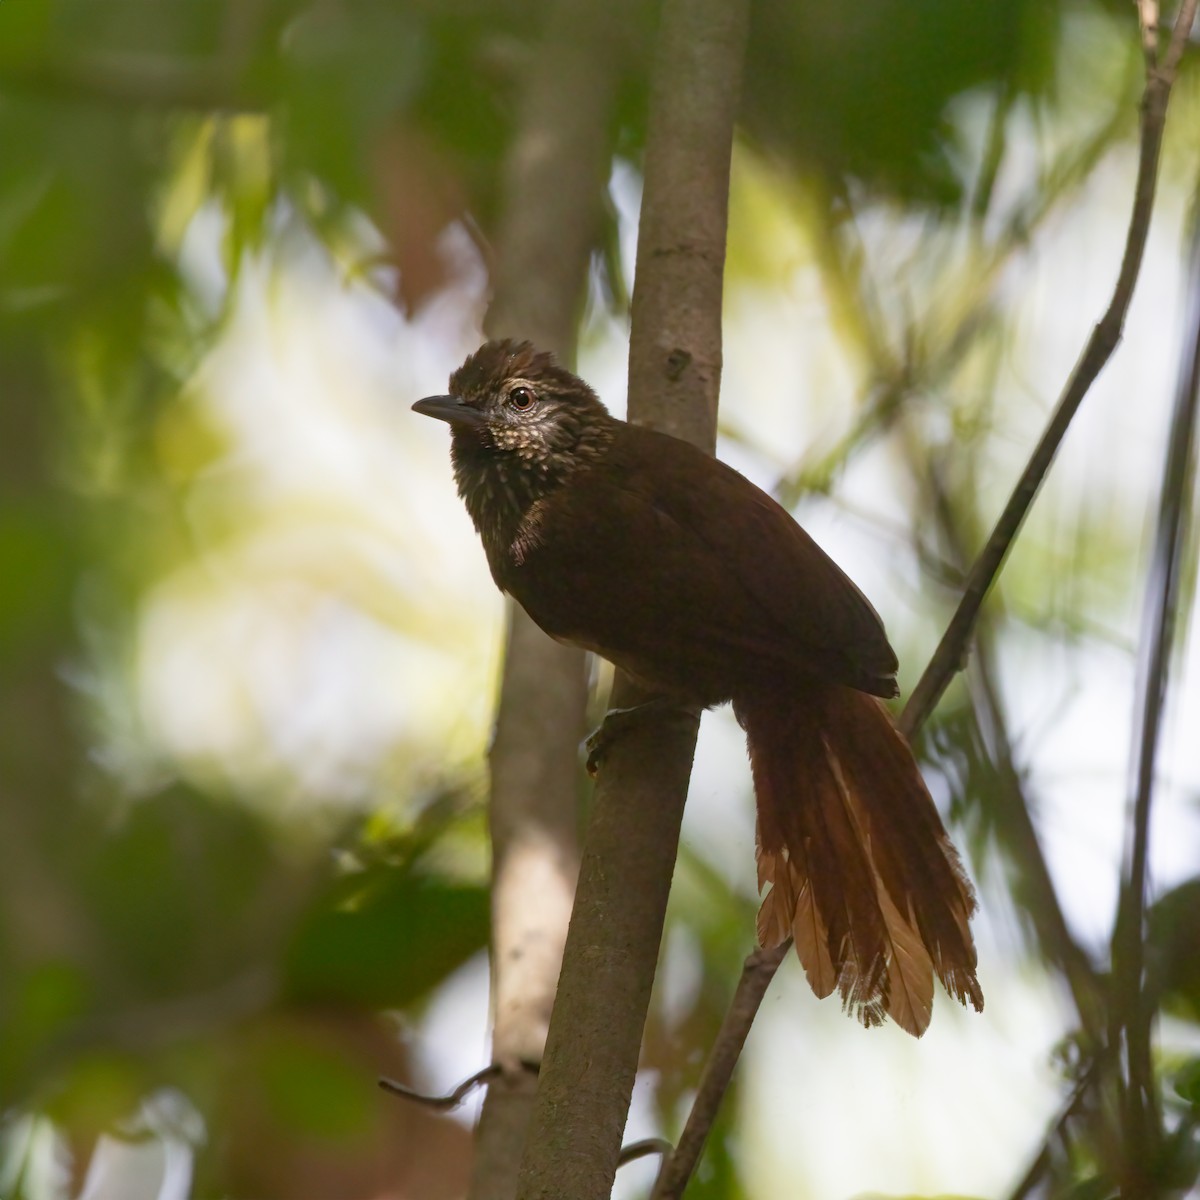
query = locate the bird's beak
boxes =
[412,394,487,427]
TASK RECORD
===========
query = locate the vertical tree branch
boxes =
[1110,151,1200,1197]
[467,4,630,1197]
[513,2,749,1197]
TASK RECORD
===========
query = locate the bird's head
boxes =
[413,339,612,467]
[414,339,615,540]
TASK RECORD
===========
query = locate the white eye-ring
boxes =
[508,386,536,411]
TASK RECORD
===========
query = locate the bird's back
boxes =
[496,421,899,704]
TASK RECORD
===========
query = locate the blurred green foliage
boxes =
[1,0,1199,1198]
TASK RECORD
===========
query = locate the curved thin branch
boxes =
[899,0,1199,739]
[618,1138,674,1168]
[651,942,789,1200]
[1111,134,1200,1192]
[380,1064,507,1111]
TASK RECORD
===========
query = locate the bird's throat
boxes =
[449,420,614,569]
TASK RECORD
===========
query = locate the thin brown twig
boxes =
[651,942,790,1200]
[618,1138,674,1168]
[379,1064,512,1111]
[899,0,1198,739]
[618,1138,675,1198]
[1006,1060,1100,1200]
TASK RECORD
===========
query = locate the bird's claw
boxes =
[583,698,700,777]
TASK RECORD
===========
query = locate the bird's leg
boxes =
[584,696,702,777]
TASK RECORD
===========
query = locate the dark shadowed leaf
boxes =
[284,867,488,1008]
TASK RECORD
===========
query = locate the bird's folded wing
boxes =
[502,427,898,697]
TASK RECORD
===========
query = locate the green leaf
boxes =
[284,868,488,1009]
[255,1026,377,1140]
[1148,879,1200,1021]
[1174,1058,1200,1108]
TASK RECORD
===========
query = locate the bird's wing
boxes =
[500,426,898,700]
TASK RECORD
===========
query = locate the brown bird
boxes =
[414,339,982,1036]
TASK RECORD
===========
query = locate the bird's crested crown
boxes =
[450,339,582,404]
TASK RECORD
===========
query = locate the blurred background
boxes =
[1,1,1199,1197]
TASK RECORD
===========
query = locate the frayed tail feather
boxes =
[740,687,982,1037]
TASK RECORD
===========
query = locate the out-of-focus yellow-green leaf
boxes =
[46,1052,144,1138]
[254,1026,377,1140]
[216,115,274,278]
[152,390,229,485]
[157,120,215,258]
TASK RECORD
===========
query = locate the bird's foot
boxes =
[584,697,701,777]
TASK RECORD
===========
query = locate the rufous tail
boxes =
[736,686,982,1037]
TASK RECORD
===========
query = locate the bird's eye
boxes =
[508,386,536,411]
